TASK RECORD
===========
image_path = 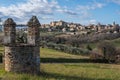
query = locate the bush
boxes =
[115,48,120,64]
[90,49,104,60]
[97,41,117,63]
[90,42,120,63]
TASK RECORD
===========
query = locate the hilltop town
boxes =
[41,20,120,35]
[0,20,119,35]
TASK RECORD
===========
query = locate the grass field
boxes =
[0,47,120,80]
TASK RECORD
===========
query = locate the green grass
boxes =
[0,47,120,80]
[41,63,120,80]
[40,48,88,59]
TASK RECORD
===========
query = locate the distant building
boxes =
[50,20,67,27]
[41,20,120,33]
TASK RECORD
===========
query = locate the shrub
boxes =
[115,48,120,64]
[90,49,104,60]
[97,41,116,63]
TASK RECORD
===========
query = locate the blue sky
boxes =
[0,0,120,25]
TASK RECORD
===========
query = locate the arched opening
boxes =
[16,24,28,44]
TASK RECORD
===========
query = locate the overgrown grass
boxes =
[0,47,120,80]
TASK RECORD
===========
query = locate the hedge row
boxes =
[41,41,90,55]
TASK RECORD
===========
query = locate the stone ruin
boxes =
[3,16,40,74]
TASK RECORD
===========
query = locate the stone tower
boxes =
[4,18,16,44]
[27,16,40,46]
[4,16,40,74]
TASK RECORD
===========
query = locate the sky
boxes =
[0,0,120,25]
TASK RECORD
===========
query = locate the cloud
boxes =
[107,0,120,4]
[77,1,105,11]
[0,0,107,24]
[74,1,105,24]
[56,5,78,16]
[39,16,53,20]
[76,1,105,19]
[0,0,78,23]
[89,19,97,24]
[57,9,78,16]
[0,0,60,23]
[64,10,78,15]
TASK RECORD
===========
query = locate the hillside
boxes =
[0,48,120,80]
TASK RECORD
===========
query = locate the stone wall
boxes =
[4,16,40,74]
[4,45,40,74]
